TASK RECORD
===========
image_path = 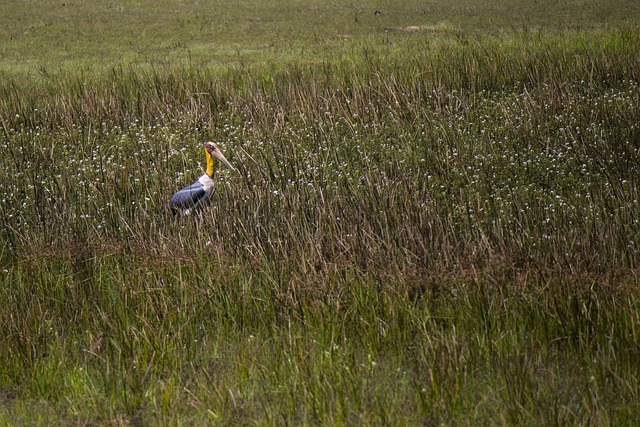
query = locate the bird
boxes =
[170,142,234,215]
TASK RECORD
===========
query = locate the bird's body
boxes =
[170,142,234,215]
[169,173,216,215]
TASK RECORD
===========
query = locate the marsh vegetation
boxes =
[1,1,640,425]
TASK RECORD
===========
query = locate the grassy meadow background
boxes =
[1,0,640,425]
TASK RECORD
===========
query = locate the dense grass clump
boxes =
[1,28,640,425]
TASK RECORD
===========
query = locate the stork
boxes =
[170,142,234,215]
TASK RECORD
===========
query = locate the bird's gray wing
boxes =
[170,181,207,209]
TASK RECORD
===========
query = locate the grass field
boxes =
[1,1,640,425]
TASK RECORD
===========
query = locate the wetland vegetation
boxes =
[1,1,640,425]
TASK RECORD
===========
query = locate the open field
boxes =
[1,1,640,425]
[2,0,640,76]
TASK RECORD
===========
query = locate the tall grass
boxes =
[2,30,638,271]
[1,29,640,425]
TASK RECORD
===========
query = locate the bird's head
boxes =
[204,142,235,175]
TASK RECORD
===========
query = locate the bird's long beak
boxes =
[211,146,235,171]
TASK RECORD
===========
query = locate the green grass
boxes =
[1,1,640,425]
[1,0,639,77]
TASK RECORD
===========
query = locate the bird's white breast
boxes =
[198,174,215,195]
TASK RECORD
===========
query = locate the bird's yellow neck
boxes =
[205,147,216,177]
